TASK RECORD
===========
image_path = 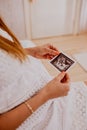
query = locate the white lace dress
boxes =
[0,42,87,130]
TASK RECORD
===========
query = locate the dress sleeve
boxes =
[0,50,25,114]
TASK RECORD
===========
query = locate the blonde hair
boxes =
[0,17,27,62]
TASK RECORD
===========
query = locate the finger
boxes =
[64,85,70,91]
[47,43,58,51]
[43,43,58,52]
[47,48,59,55]
[43,54,52,59]
[49,55,55,59]
[49,44,58,51]
[45,44,59,54]
[65,73,70,83]
[61,75,67,83]
[51,47,59,53]
[46,55,53,59]
[63,91,69,96]
[56,72,66,82]
[61,73,70,83]
[46,54,55,59]
[49,46,60,54]
[44,53,58,60]
[84,81,87,85]
[42,55,49,59]
[46,55,51,59]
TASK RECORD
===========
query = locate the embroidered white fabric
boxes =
[0,40,87,130]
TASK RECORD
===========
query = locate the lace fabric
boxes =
[69,82,87,130]
[0,40,87,130]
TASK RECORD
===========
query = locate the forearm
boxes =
[0,90,48,130]
[25,48,35,56]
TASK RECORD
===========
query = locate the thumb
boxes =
[57,72,66,82]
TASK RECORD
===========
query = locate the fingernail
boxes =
[56,51,60,54]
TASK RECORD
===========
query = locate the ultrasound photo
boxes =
[50,53,75,72]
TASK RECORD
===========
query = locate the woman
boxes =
[0,17,87,130]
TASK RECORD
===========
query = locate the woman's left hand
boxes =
[26,44,59,59]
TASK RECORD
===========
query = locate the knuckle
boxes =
[55,75,58,80]
[64,93,68,96]
[47,43,50,46]
[66,87,70,91]
[64,92,68,96]
[65,85,70,91]
[44,47,47,51]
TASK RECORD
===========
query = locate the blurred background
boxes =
[0,0,87,40]
[0,0,87,82]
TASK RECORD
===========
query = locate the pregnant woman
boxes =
[0,17,87,130]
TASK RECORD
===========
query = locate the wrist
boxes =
[25,48,34,55]
[26,89,49,112]
[38,88,50,102]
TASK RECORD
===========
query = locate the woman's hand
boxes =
[41,72,70,100]
[84,81,87,85]
[25,44,59,59]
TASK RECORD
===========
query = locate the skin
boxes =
[25,43,60,59]
[84,81,87,85]
[25,43,87,86]
[0,44,86,130]
[0,72,70,130]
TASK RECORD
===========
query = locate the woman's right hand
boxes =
[42,72,70,100]
[0,72,70,130]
